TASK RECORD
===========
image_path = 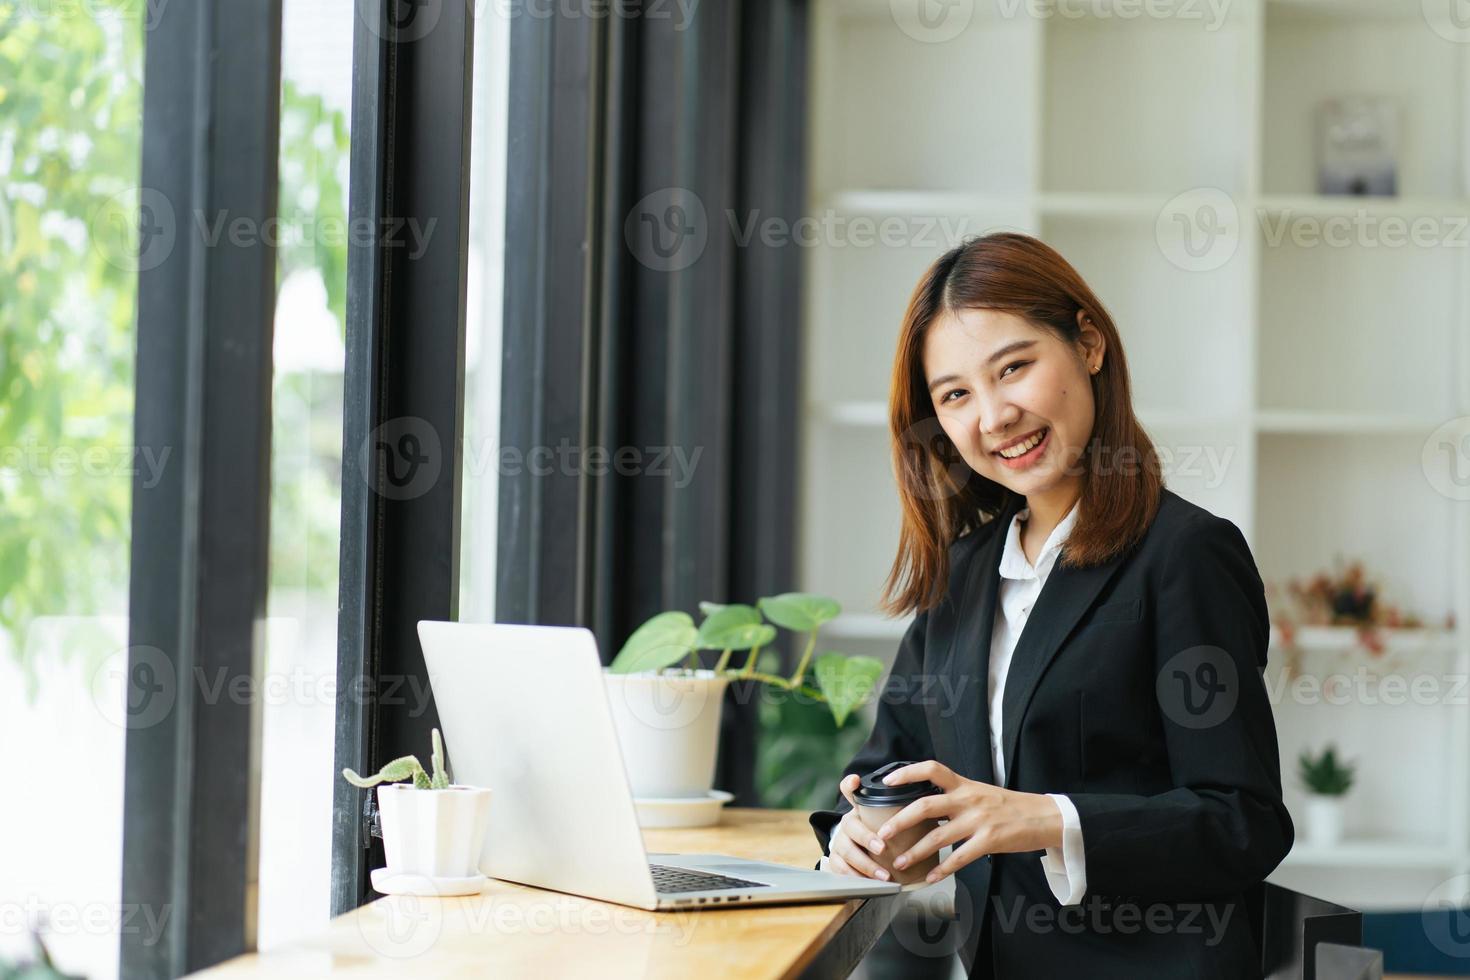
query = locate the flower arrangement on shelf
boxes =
[1267,556,1455,679]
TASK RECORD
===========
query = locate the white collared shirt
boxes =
[993,498,1087,906]
[822,500,1089,905]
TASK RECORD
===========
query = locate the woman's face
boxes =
[921,308,1102,500]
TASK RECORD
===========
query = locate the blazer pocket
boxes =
[1081,596,1143,626]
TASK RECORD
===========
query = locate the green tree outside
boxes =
[0,3,351,690]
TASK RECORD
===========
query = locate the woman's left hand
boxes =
[874,760,1064,884]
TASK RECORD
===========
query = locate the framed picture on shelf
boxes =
[1316,96,1400,197]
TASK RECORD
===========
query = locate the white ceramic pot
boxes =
[1305,795,1345,848]
[376,784,493,878]
[603,669,729,798]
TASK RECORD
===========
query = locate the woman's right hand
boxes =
[826,774,892,881]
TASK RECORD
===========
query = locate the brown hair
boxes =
[881,232,1163,617]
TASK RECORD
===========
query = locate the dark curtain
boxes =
[496,0,809,805]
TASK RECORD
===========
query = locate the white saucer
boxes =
[633,789,735,828]
[370,867,488,897]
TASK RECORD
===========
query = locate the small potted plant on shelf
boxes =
[1298,743,1355,848]
[342,728,492,891]
[604,593,883,816]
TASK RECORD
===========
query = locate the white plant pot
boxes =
[1305,795,1345,848]
[376,784,493,878]
[604,669,729,798]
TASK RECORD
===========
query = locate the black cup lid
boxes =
[852,761,942,807]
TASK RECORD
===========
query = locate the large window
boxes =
[3,1,802,973]
[0,5,142,978]
[258,0,354,950]
[458,0,511,623]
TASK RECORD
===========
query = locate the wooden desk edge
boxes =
[197,808,902,979]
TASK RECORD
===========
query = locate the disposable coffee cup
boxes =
[850,760,944,886]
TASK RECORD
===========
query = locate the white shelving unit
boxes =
[799,0,1470,911]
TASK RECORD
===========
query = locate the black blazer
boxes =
[810,488,1293,979]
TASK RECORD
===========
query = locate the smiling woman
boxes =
[810,232,1293,979]
[884,232,1165,619]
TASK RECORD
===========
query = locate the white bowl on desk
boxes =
[632,789,735,828]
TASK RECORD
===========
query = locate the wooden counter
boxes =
[195,808,903,979]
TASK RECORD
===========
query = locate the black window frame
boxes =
[329,0,477,914]
[120,1,284,976]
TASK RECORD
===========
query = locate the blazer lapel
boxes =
[944,492,1025,787]
[998,538,1129,789]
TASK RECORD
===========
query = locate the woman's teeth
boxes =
[997,428,1047,459]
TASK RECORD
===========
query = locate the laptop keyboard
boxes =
[648,863,771,894]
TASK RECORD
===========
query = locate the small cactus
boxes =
[430,728,449,789]
[342,728,452,790]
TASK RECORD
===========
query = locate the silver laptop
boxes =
[417,620,902,911]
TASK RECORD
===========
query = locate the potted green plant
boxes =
[1298,743,1354,847]
[342,728,492,885]
[604,593,883,806]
